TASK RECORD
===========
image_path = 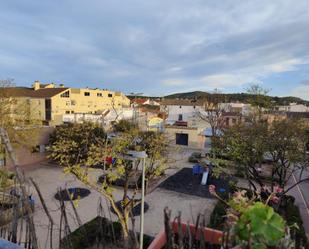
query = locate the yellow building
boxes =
[2,81,130,126]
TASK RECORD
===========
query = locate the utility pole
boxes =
[140,156,147,249]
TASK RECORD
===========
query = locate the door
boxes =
[176,133,188,146]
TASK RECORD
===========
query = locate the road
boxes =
[295,168,309,207]
[290,169,309,238]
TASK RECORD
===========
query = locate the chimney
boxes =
[33,80,41,90]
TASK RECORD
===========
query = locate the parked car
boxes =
[188,152,203,163]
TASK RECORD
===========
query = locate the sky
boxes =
[1,1,309,99]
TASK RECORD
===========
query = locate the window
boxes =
[179,105,182,108]
[108,93,113,98]
[65,111,70,114]
[97,93,103,97]
[66,101,70,106]
[71,111,74,114]
[84,92,90,96]
[60,91,70,98]
[178,114,183,121]
[232,118,237,124]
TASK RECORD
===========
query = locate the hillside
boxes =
[164,91,309,106]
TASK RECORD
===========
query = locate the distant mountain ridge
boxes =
[164,91,309,106]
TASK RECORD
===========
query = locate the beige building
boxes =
[164,125,206,149]
[1,81,130,126]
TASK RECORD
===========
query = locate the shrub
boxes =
[62,216,154,249]
[208,200,227,230]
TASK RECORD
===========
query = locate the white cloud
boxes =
[1,0,309,96]
[161,78,186,86]
[201,74,260,88]
[292,85,309,100]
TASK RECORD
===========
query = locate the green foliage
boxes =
[164,90,309,106]
[113,119,137,133]
[266,119,306,187]
[49,122,106,167]
[63,216,154,249]
[208,200,227,230]
[0,168,15,188]
[50,122,168,239]
[282,199,309,249]
[235,202,285,247]
[246,84,273,111]
[217,117,307,190]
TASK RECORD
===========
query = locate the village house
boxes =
[160,99,210,149]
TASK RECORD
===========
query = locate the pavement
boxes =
[20,148,216,249]
[289,170,309,238]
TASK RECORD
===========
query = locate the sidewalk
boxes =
[288,174,309,239]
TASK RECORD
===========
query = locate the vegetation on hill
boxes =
[164,91,309,106]
[126,90,308,106]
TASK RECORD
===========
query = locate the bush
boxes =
[62,216,153,249]
[209,193,309,249]
[113,119,137,132]
[208,200,227,231]
[282,200,309,249]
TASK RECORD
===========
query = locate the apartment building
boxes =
[1,81,130,126]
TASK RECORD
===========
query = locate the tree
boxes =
[246,84,272,120]
[198,89,225,138]
[266,118,307,189]
[197,89,226,158]
[222,121,268,190]
[0,79,40,166]
[49,122,106,166]
[113,119,138,133]
[49,123,168,245]
[219,116,309,192]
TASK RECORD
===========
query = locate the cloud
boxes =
[201,74,260,88]
[0,0,309,96]
[161,79,186,86]
[292,85,309,100]
[300,80,309,85]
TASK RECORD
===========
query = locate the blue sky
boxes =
[1,1,309,99]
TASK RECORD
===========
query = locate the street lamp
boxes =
[126,149,147,249]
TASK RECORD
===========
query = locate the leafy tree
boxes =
[222,122,268,190]
[266,119,305,189]
[198,89,225,139]
[49,122,106,167]
[246,84,273,121]
[113,119,138,133]
[219,116,309,192]
[49,123,168,245]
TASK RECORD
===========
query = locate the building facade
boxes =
[1,81,131,126]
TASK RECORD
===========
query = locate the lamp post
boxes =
[126,149,147,249]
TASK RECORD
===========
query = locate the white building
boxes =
[62,108,134,128]
[275,103,309,112]
[218,102,251,115]
[160,99,207,126]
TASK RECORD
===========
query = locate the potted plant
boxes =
[207,185,297,249]
[148,208,223,249]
